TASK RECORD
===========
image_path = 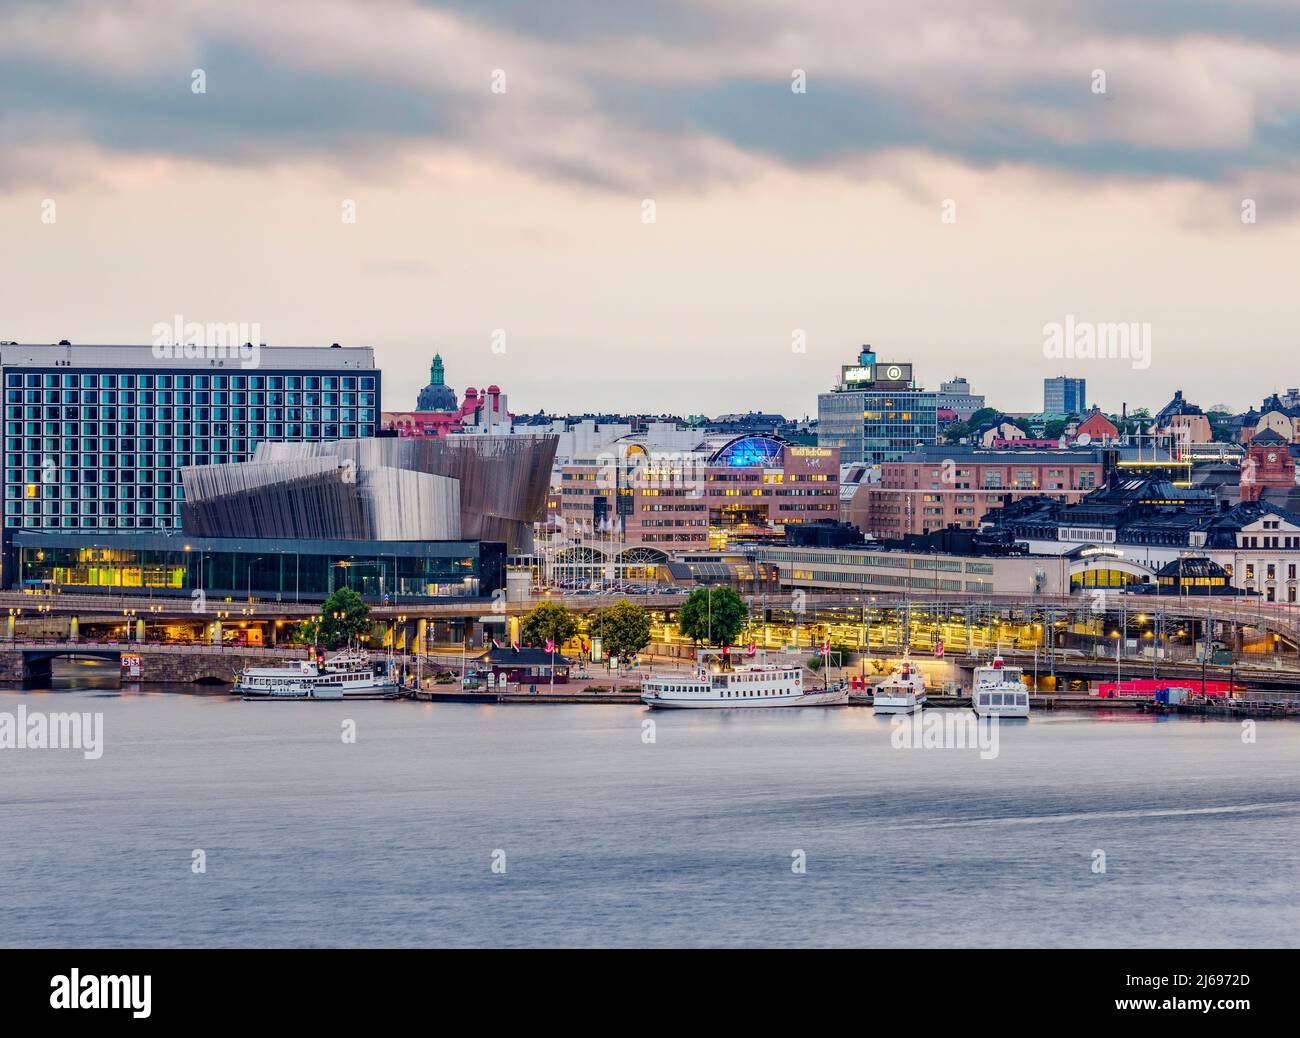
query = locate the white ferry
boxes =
[971,655,1030,718]
[237,648,400,700]
[871,661,928,714]
[641,652,847,709]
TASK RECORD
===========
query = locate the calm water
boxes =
[2,678,1298,948]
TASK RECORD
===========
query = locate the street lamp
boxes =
[1111,629,1121,691]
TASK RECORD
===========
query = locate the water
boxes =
[2,680,1298,948]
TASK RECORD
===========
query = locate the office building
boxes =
[936,377,985,421]
[848,443,1106,539]
[1043,376,1086,416]
[817,345,939,466]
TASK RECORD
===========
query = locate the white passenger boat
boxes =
[641,651,847,709]
[971,655,1030,718]
[871,661,927,714]
[237,648,400,700]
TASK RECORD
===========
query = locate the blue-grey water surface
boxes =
[2,682,1298,947]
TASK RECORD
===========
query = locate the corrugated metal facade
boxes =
[182,434,556,551]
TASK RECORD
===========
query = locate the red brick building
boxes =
[849,444,1107,539]
[1074,407,1120,443]
[555,434,839,550]
[1240,429,1296,502]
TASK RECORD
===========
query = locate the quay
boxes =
[1137,692,1300,718]
[406,686,640,705]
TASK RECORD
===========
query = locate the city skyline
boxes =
[4,1,1300,415]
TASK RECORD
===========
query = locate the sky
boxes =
[2,0,1300,416]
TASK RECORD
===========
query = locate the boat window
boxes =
[1017,693,1028,706]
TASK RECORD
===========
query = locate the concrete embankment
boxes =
[408,687,640,704]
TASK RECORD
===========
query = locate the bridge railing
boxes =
[1225,690,1300,706]
[3,638,312,655]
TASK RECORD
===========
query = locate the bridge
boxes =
[5,587,1300,690]
[0,640,308,685]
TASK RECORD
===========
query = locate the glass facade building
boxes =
[0,343,380,533]
[1043,376,1086,416]
[818,388,939,467]
[818,345,940,467]
[10,532,504,603]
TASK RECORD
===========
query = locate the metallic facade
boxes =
[182,434,557,552]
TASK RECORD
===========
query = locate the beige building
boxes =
[750,544,1070,597]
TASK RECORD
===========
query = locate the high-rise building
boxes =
[817,345,938,466]
[0,342,380,535]
[1044,376,1086,416]
[937,377,986,421]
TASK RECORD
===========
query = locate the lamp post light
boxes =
[1112,629,1122,691]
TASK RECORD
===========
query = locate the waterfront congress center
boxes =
[0,343,555,646]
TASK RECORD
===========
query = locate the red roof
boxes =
[1076,410,1119,439]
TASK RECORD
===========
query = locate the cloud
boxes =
[3,0,1300,197]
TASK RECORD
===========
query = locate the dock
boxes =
[405,686,640,705]
[1136,692,1300,718]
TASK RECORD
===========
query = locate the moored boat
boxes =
[641,650,847,709]
[971,655,1030,718]
[871,661,927,714]
[237,648,401,700]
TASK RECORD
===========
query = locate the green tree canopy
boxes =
[297,587,370,650]
[942,420,970,443]
[676,586,748,647]
[520,601,579,648]
[965,406,1003,429]
[593,600,652,661]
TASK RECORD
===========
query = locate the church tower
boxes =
[416,353,458,412]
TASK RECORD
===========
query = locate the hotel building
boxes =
[1,342,380,536]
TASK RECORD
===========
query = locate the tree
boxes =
[966,407,1003,429]
[1206,409,1235,443]
[676,586,748,647]
[1042,419,1068,440]
[520,601,578,648]
[593,600,652,661]
[298,587,370,650]
[942,420,971,443]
